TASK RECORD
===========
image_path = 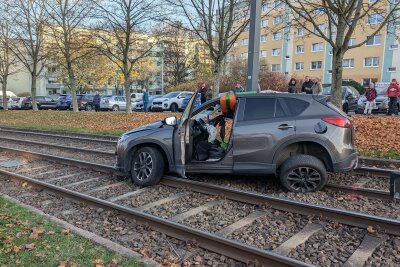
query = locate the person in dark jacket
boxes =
[386,78,400,115]
[93,91,101,112]
[288,78,297,93]
[364,83,377,115]
[301,76,314,94]
[234,83,244,93]
[199,83,208,104]
[143,89,149,112]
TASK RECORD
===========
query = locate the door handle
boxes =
[278,124,295,130]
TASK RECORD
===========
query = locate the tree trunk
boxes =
[31,72,38,111]
[2,77,8,111]
[124,74,132,114]
[331,50,345,109]
[69,71,79,112]
[212,61,222,97]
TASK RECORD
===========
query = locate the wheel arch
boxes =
[273,139,336,172]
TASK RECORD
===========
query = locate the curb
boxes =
[0,193,162,267]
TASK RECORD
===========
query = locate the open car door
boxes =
[173,90,199,177]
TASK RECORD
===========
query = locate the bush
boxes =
[343,80,365,94]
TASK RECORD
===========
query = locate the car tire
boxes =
[342,103,349,114]
[170,103,178,112]
[131,147,164,186]
[85,104,93,111]
[279,155,327,193]
[112,105,120,112]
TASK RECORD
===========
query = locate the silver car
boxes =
[357,88,392,114]
[100,96,126,111]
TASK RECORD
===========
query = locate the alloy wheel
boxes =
[285,167,322,192]
[133,152,153,181]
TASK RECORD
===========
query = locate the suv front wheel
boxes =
[279,155,327,193]
[131,147,164,186]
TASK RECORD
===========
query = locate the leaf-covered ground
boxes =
[0,111,399,158]
[0,197,140,267]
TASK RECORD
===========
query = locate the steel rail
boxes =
[0,136,115,156]
[1,146,399,236]
[0,153,310,266]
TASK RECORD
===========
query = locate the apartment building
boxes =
[229,0,400,86]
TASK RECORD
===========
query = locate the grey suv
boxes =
[115,93,358,193]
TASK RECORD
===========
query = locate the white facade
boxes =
[6,68,46,96]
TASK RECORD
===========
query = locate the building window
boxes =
[274,0,283,8]
[348,38,356,46]
[241,53,248,60]
[364,57,379,67]
[362,78,378,87]
[313,24,325,33]
[273,32,282,40]
[262,4,269,13]
[296,45,304,53]
[366,35,381,46]
[260,50,267,58]
[297,28,305,36]
[388,67,397,72]
[389,44,399,50]
[242,38,249,46]
[261,20,268,28]
[311,43,324,52]
[272,48,281,56]
[313,7,324,15]
[368,13,384,24]
[244,25,250,32]
[271,64,281,72]
[295,62,304,70]
[260,34,268,42]
[343,59,355,68]
[273,16,282,25]
[311,61,322,70]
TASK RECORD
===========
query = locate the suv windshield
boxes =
[163,92,180,98]
[323,87,347,99]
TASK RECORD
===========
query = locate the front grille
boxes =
[153,102,162,105]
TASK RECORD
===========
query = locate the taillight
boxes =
[322,117,352,128]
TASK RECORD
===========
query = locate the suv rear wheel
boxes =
[85,104,93,111]
[279,155,327,193]
[131,147,164,186]
[112,105,119,112]
[170,103,178,112]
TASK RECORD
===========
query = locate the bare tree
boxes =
[0,1,20,110]
[11,0,48,111]
[45,0,95,112]
[282,0,400,107]
[93,0,164,113]
[165,0,255,97]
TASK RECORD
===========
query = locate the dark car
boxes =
[135,95,163,112]
[356,88,395,114]
[56,95,72,110]
[322,86,360,114]
[115,93,358,193]
[69,95,95,111]
[22,96,57,110]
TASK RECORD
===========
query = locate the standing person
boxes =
[93,91,101,112]
[386,79,400,115]
[301,76,314,94]
[234,83,244,93]
[199,83,208,104]
[142,89,149,113]
[287,78,297,93]
[311,77,322,95]
[364,83,377,115]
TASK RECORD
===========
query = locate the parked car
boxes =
[0,98,11,109]
[9,97,26,109]
[131,93,143,102]
[55,95,72,110]
[356,88,395,114]
[180,93,203,111]
[135,95,163,112]
[116,93,358,193]
[69,94,95,111]
[100,96,126,111]
[151,91,193,112]
[322,86,360,114]
[22,96,57,110]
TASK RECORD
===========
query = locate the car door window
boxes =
[45,97,53,102]
[283,98,310,116]
[242,98,285,121]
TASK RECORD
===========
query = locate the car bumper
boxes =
[332,152,359,172]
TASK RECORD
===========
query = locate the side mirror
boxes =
[164,116,177,126]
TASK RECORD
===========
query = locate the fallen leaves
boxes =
[139,247,150,257]
[24,243,36,250]
[93,259,104,267]
[58,259,70,267]
[61,228,71,235]
[29,227,45,240]
[367,226,376,233]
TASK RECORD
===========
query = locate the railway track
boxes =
[0,147,399,266]
[0,127,395,201]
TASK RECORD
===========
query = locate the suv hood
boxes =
[124,121,164,135]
